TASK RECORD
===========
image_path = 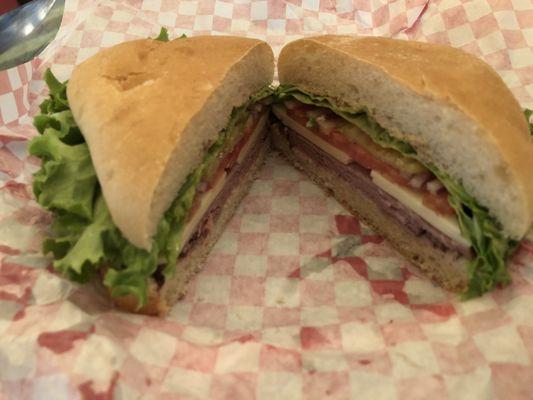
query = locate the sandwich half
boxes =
[30,35,274,315]
[272,35,533,297]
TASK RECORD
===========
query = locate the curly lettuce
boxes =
[30,64,273,307]
[275,84,518,298]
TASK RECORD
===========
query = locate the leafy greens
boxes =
[31,65,273,307]
[153,27,187,42]
[525,109,533,137]
[274,84,518,298]
[154,27,170,42]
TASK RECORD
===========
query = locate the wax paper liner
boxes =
[1,0,533,399]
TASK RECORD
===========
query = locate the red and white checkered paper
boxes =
[1,0,533,399]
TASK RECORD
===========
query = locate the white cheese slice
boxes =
[371,171,470,247]
[181,169,227,247]
[180,111,267,248]
[272,105,352,165]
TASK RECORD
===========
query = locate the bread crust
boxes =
[278,35,533,238]
[67,36,274,249]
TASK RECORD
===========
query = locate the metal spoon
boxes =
[0,0,64,70]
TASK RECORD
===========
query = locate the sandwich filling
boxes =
[274,119,471,258]
[29,69,272,306]
[273,85,518,298]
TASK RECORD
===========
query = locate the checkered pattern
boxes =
[1,0,533,399]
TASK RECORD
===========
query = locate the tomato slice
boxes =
[321,129,412,189]
[187,111,263,222]
[422,192,455,216]
[208,112,261,188]
[288,108,311,127]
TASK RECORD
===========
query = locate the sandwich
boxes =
[30,33,274,315]
[271,35,533,297]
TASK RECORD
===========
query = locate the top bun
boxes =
[279,35,533,239]
[68,36,274,249]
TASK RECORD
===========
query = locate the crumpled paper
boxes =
[1,0,532,399]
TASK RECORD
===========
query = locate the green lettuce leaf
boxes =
[31,67,272,308]
[153,27,187,42]
[274,84,517,297]
[427,166,517,298]
[153,27,170,42]
[525,109,533,137]
[51,195,114,281]
[38,69,69,114]
[29,133,97,219]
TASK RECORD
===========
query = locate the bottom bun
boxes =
[271,124,469,293]
[111,131,271,316]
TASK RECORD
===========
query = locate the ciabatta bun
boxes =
[67,36,274,249]
[278,35,533,239]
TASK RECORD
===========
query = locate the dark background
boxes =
[0,1,33,16]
